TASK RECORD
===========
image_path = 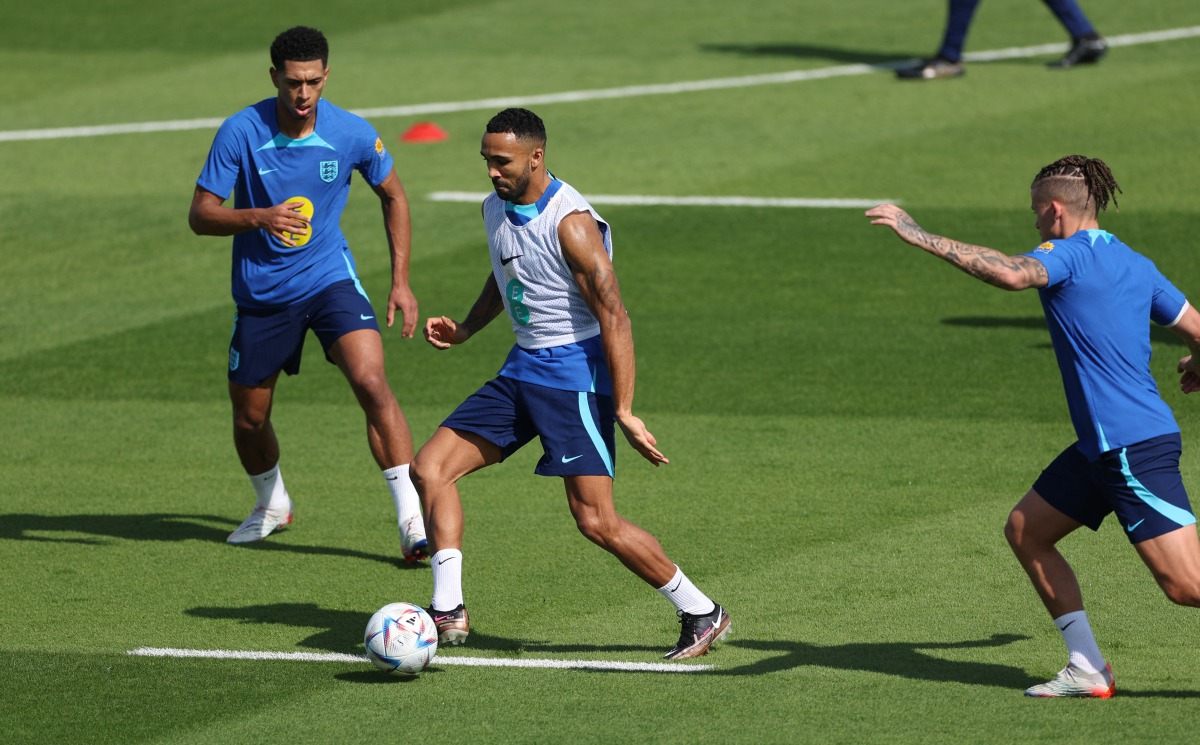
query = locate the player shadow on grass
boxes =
[0,512,413,569]
[518,633,1041,687]
[187,602,367,652]
[718,635,1039,688]
[942,316,1183,348]
[700,42,915,66]
[724,639,1200,697]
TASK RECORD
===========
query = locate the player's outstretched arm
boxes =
[1171,303,1200,394]
[371,171,418,337]
[560,211,668,467]
[866,203,1048,291]
[423,273,504,350]
[187,186,311,247]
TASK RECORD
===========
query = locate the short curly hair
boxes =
[270,26,329,69]
[485,108,546,146]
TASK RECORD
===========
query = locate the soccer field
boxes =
[4,1,1200,742]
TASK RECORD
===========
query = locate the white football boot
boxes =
[227,500,293,544]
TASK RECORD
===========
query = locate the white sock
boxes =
[248,464,289,511]
[431,549,464,611]
[383,464,423,528]
[1055,610,1105,674]
[656,566,715,616]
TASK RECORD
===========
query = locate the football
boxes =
[363,602,438,675]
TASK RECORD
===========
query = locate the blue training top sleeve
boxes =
[196,114,246,199]
[356,123,394,187]
[1151,270,1188,327]
[1023,240,1071,287]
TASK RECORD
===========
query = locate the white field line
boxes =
[127,646,714,673]
[3,25,1199,144]
[429,191,893,209]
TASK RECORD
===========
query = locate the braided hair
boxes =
[1031,155,1121,216]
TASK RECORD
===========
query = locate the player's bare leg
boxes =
[329,329,429,559]
[1133,524,1200,606]
[409,427,502,643]
[230,375,280,475]
[564,475,728,659]
[563,475,675,586]
[1006,489,1112,697]
[1005,489,1086,616]
[329,329,414,468]
[227,374,293,543]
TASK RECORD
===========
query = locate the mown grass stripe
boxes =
[3,25,1197,143]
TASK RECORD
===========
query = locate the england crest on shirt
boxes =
[320,160,339,183]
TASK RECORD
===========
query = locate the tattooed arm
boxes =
[560,210,667,466]
[866,203,1048,290]
[423,273,505,349]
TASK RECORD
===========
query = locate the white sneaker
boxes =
[1025,663,1115,698]
[227,501,293,544]
[400,514,429,562]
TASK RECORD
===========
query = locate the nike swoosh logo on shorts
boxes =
[361,314,374,321]
[258,167,278,175]
[1126,519,1145,533]
[561,454,584,463]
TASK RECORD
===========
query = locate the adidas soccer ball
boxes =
[364,602,438,675]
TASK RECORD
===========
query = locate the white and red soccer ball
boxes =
[363,602,438,675]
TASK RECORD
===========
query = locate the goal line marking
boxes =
[428,192,893,209]
[3,25,1198,143]
[127,646,714,673]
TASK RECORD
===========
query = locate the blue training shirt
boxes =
[1024,229,1189,460]
[197,98,393,309]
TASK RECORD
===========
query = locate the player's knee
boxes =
[1160,578,1200,608]
[232,406,269,434]
[573,511,618,547]
[349,370,393,406]
[1003,510,1025,552]
[409,454,434,494]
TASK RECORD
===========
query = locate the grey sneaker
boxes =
[664,604,730,660]
[1049,36,1107,68]
[896,57,965,80]
[1025,663,1115,698]
[227,501,293,544]
[428,604,470,645]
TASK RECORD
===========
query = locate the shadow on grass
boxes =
[172,606,1200,696]
[0,512,414,569]
[188,602,372,651]
[699,42,914,66]
[719,635,1037,688]
[942,315,1183,347]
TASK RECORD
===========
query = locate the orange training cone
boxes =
[400,122,449,143]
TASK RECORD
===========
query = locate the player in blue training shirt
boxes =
[867,155,1200,698]
[409,108,730,661]
[188,26,428,561]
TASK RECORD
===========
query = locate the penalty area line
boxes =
[127,646,714,673]
[429,191,894,209]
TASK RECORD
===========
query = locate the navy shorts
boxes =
[441,376,617,478]
[228,279,379,386]
[1033,433,1196,543]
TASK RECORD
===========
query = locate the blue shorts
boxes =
[228,280,379,387]
[1033,433,1196,543]
[441,376,617,478]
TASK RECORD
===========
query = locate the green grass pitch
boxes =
[3,1,1200,742]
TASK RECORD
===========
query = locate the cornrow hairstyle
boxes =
[1032,154,1121,216]
[486,108,547,146]
[270,26,329,69]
